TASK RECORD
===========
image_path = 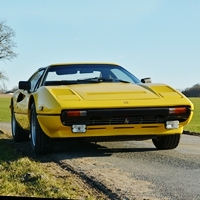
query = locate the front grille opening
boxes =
[61,107,191,126]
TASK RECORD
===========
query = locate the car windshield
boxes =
[42,64,141,86]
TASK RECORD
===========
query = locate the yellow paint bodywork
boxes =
[37,115,186,138]
[13,81,194,138]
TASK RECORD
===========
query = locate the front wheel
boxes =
[11,109,29,142]
[30,103,55,155]
[152,134,181,150]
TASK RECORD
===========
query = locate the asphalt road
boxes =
[51,135,200,200]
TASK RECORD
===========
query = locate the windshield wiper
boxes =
[77,77,114,83]
[77,77,100,83]
[77,78,130,83]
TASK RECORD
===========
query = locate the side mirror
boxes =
[141,77,151,83]
[18,81,31,90]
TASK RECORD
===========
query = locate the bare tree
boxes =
[0,21,17,61]
[0,70,8,80]
[0,21,17,92]
[0,82,7,93]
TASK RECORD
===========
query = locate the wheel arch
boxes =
[28,95,35,121]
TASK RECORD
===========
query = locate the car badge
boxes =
[124,118,129,124]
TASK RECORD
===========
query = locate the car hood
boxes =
[33,82,193,112]
[48,83,183,101]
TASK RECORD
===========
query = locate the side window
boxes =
[29,69,45,92]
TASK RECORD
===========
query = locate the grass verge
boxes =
[0,132,104,199]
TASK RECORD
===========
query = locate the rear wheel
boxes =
[30,103,55,155]
[11,109,29,142]
[152,134,181,150]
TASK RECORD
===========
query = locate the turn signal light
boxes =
[169,107,187,114]
[67,110,87,117]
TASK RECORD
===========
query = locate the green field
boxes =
[0,97,11,122]
[184,98,200,133]
[0,97,200,133]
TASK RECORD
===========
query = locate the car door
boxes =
[14,69,45,129]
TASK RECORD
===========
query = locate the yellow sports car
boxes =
[10,62,194,155]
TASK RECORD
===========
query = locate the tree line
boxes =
[181,84,200,97]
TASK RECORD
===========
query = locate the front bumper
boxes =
[37,115,186,139]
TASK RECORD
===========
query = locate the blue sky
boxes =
[0,0,200,91]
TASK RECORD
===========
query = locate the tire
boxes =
[11,110,29,142]
[30,103,55,155]
[152,134,181,150]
